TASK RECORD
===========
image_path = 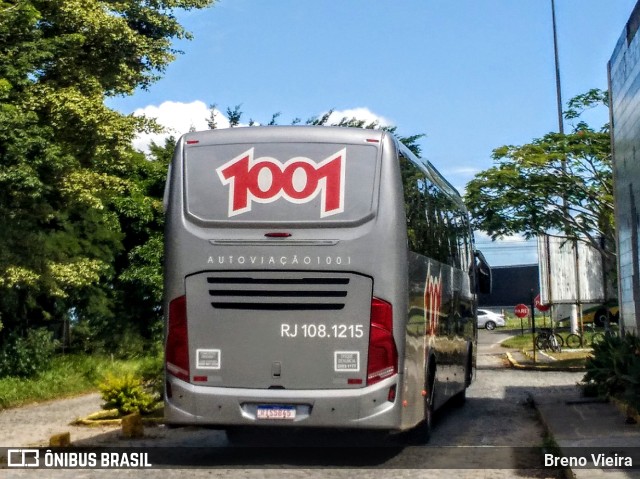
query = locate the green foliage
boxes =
[137,353,165,398]
[465,89,614,261]
[205,103,425,156]
[0,0,213,353]
[0,354,100,409]
[0,354,159,410]
[98,373,158,416]
[0,328,59,378]
[582,333,640,411]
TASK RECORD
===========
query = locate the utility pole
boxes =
[551,0,564,135]
[551,0,579,334]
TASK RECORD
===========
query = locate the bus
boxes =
[163,126,491,441]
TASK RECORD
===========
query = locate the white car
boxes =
[477,309,505,330]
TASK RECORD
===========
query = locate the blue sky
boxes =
[106,0,637,266]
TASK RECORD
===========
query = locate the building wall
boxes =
[609,0,640,335]
[479,264,539,308]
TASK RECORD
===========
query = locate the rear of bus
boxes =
[163,126,409,430]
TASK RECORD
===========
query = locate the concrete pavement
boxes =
[506,348,640,478]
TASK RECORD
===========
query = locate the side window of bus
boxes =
[445,209,460,267]
[399,153,429,256]
[430,188,453,265]
[399,151,470,270]
[456,213,472,273]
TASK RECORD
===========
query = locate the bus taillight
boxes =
[166,295,190,382]
[367,298,398,386]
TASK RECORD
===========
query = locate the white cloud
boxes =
[132,100,230,153]
[131,103,392,154]
[326,108,392,127]
[444,166,480,176]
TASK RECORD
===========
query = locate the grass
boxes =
[500,329,611,350]
[500,331,592,368]
[501,333,537,349]
[541,351,592,368]
[0,353,161,410]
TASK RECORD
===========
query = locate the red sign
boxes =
[424,271,442,336]
[514,304,529,318]
[217,148,345,218]
[534,294,550,312]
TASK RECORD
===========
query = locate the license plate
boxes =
[256,405,296,420]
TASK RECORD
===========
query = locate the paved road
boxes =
[4,329,583,478]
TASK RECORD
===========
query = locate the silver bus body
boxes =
[163,126,480,433]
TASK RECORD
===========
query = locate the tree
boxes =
[0,0,214,356]
[205,103,425,156]
[464,89,614,262]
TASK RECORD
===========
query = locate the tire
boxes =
[551,333,564,347]
[485,320,496,331]
[549,336,562,353]
[452,351,472,408]
[410,363,436,444]
[422,382,434,443]
[593,308,608,328]
[565,334,582,348]
[535,335,547,351]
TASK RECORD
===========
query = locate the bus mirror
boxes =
[475,250,492,294]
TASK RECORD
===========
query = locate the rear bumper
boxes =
[165,374,402,430]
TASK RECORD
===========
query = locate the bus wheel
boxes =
[451,386,466,408]
[410,364,436,444]
[451,351,472,407]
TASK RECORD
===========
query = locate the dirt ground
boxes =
[0,393,115,447]
[0,391,233,447]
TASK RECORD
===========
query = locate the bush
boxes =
[582,333,640,411]
[136,353,164,398]
[98,373,158,416]
[0,328,59,378]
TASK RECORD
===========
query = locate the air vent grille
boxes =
[206,275,350,311]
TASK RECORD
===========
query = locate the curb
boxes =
[73,409,164,427]
[504,351,586,372]
[527,393,576,479]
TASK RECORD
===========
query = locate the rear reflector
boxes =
[166,295,190,382]
[265,232,292,238]
[367,298,398,385]
[388,385,397,402]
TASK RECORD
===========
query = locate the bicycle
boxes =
[535,328,563,353]
[565,331,583,348]
[565,323,619,348]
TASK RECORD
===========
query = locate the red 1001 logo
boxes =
[216,148,346,218]
[424,271,442,336]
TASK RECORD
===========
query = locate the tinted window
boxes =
[184,143,378,224]
[399,152,471,268]
[399,154,429,256]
